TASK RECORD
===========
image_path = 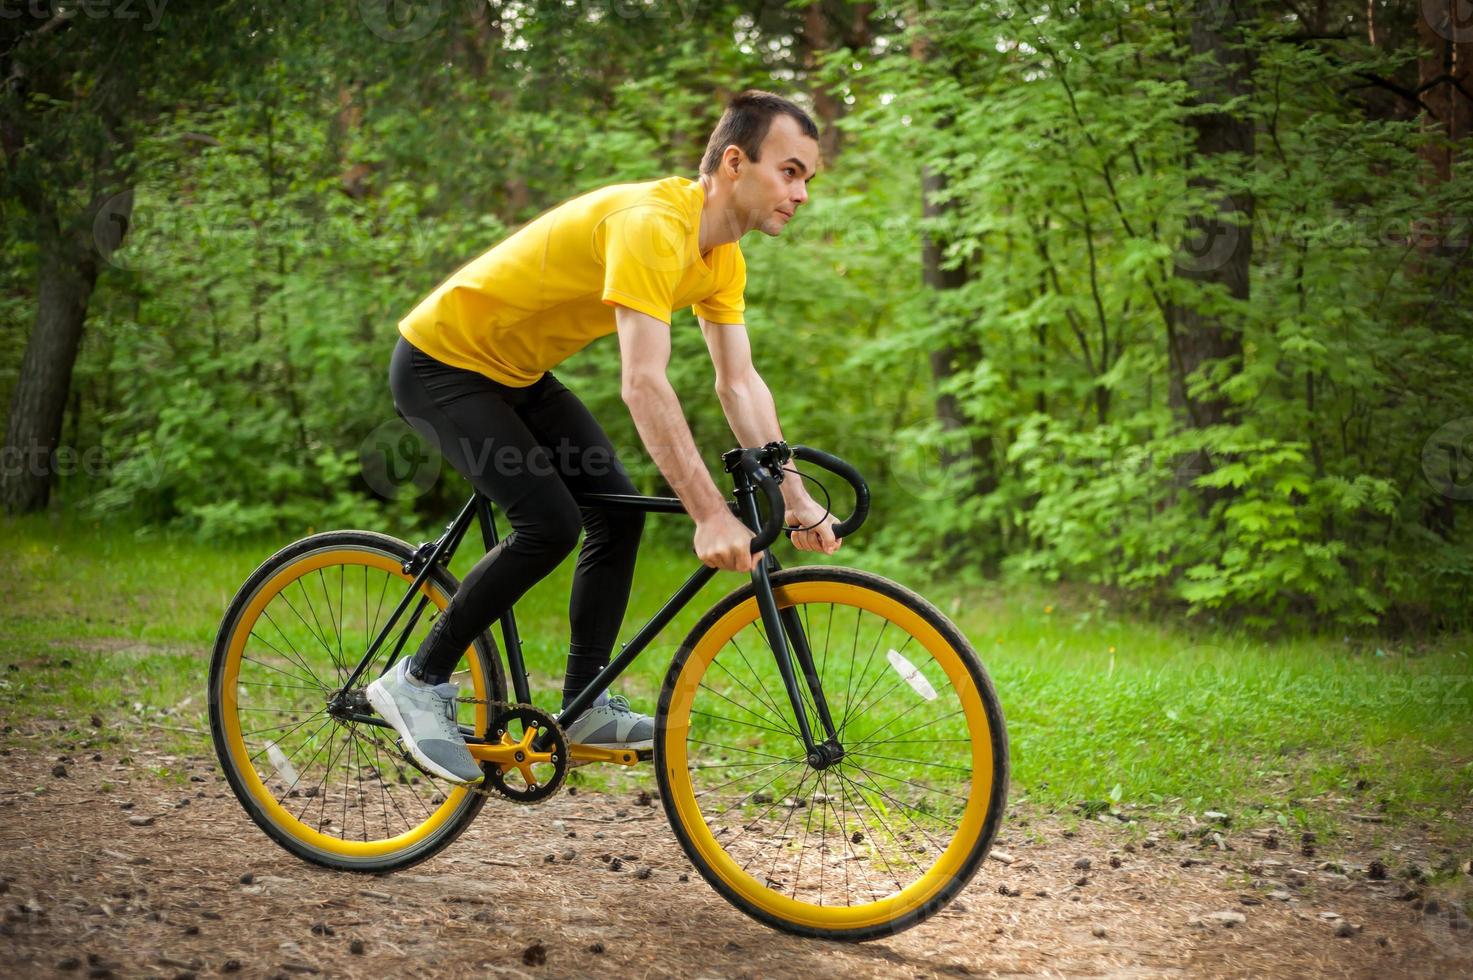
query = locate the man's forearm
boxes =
[716,371,807,505]
[625,378,729,521]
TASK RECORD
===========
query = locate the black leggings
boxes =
[388,336,644,704]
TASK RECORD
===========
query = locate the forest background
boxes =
[3,0,1471,634]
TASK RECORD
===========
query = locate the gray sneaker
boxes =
[564,692,654,750]
[367,659,484,785]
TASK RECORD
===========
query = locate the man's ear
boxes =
[723,145,743,178]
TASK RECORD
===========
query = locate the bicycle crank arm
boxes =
[563,744,643,767]
[464,740,641,769]
[463,741,556,768]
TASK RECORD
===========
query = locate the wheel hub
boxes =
[326,687,371,718]
[805,737,845,771]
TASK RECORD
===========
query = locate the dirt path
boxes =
[2,732,1470,979]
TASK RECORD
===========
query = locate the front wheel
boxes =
[654,566,1008,942]
[208,530,506,873]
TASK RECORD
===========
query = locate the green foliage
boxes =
[835,1,1473,628]
[5,0,1469,628]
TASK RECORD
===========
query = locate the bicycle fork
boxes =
[735,475,846,771]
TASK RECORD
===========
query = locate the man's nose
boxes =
[792,182,808,206]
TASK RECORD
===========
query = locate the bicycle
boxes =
[208,442,1009,941]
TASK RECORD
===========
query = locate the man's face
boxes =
[730,114,819,237]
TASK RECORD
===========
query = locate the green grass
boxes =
[2,511,1470,847]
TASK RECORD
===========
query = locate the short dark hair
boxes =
[699,90,819,176]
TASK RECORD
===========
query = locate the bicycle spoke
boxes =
[812,766,828,905]
[687,738,799,764]
[291,723,342,823]
[369,565,391,662]
[845,749,973,773]
[689,707,800,739]
[825,768,864,906]
[695,681,798,739]
[831,766,925,888]
[839,763,954,854]
[237,678,321,693]
[340,723,354,837]
[314,568,345,679]
[366,729,412,838]
[755,615,824,744]
[717,638,798,734]
[842,758,972,805]
[336,566,347,674]
[283,580,338,670]
[242,709,327,743]
[832,764,900,895]
[838,635,923,743]
[240,650,322,690]
[719,763,811,853]
[693,757,804,799]
[700,760,806,820]
[754,768,818,886]
[844,708,966,753]
[359,726,436,820]
[836,614,893,737]
[343,726,369,841]
[250,618,330,691]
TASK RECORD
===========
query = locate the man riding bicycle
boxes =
[369,91,841,786]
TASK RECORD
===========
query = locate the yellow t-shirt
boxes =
[399,175,747,387]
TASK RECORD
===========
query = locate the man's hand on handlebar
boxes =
[785,493,841,556]
[694,511,761,573]
[696,444,865,572]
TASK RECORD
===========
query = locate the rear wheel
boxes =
[208,530,506,872]
[655,566,1008,941]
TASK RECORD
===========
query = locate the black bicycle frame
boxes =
[337,468,842,758]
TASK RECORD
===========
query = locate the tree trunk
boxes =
[802,2,843,161]
[1416,0,1456,186]
[1,210,116,512]
[911,10,994,512]
[922,167,996,501]
[1411,0,1472,255]
[1167,0,1254,435]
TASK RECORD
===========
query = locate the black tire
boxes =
[654,566,1009,942]
[208,530,506,872]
